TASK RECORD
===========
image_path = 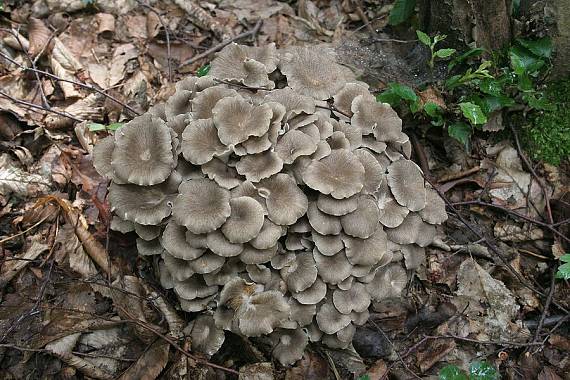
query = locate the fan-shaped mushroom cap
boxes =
[307,202,342,235]
[212,96,273,146]
[136,238,165,256]
[333,82,373,116]
[279,46,355,100]
[165,89,193,120]
[270,251,296,270]
[111,113,174,186]
[313,249,352,285]
[386,160,426,212]
[134,223,161,241]
[245,264,272,284]
[354,149,384,194]
[258,174,308,226]
[201,158,241,190]
[180,294,216,312]
[287,299,317,327]
[263,87,316,120]
[185,230,208,249]
[110,216,134,233]
[337,276,354,290]
[181,119,229,165]
[312,232,344,256]
[93,135,118,180]
[221,196,265,243]
[235,290,290,336]
[377,181,410,228]
[159,261,174,289]
[316,302,352,334]
[188,251,226,274]
[174,276,218,300]
[161,221,206,260]
[275,129,318,164]
[203,258,245,286]
[399,244,426,270]
[365,263,407,301]
[303,149,365,199]
[340,196,380,239]
[163,253,195,281]
[332,119,363,150]
[279,252,318,292]
[184,315,225,356]
[361,137,388,154]
[336,323,356,344]
[327,131,351,150]
[351,309,370,325]
[342,228,388,266]
[219,277,256,308]
[250,218,284,250]
[148,103,167,121]
[351,96,402,141]
[332,283,370,314]
[385,212,436,247]
[206,230,244,257]
[240,244,279,265]
[316,194,358,216]
[236,151,283,182]
[191,86,239,120]
[419,188,447,224]
[271,328,308,366]
[173,179,231,234]
[209,43,276,89]
[290,277,326,305]
[108,181,175,225]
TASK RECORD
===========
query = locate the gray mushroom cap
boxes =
[316,194,358,216]
[111,113,174,186]
[385,212,437,247]
[173,179,231,234]
[221,196,265,244]
[239,244,279,265]
[279,252,318,292]
[206,230,244,257]
[271,328,309,366]
[311,232,344,256]
[291,277,326,305]
[235,151,283,182]
[185,315,226,356]
[365,263,407,301]
[263,87,316,119]
[332,283,371,314]
[162,221,205,260]
[163,252,195,281]
[236,290,291,337]
[419,187,447,224]
[340,195,380,239]
[351,95,402,141]
[134,223,161,241]
[303,149,365,199]
[191,86,239,120]
[386,160,427,212]
[201,158,242,190]
[136,238,165,256]
[275,129,319,164]
[333,82,373,116]
[258,174,308,226]
[250,218,285,250]
[181,118,229,165]
[313,249,352,285]
[342,227,388,266]
[316,301,352,334]
[307,202,342,235]
[108,181,175,225]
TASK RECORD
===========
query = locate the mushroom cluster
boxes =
[93,43,447,365]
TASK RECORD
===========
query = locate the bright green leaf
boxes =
[435,48,456,58]
[424,102,444,126]
[444,75,463,90]
[433,34,447,44]
[197,63,211,77]
[88,123,106,132]
[409,98,421,113]
[376,90,402,107]
[389,0,416,25]
[416,30,431,46]
[518,37,553,59]
[388,83,418,101]
[469,361,500,380]
[357,375,371,380]
[477,95,515,114]
[555,254,570,280]
[459,102,487,125]
[448,122,471,150]
[448,47,485,70]
[439,364,469,380]
[107,122,124,131]
[509,46,545,76]
[479,78,504,96]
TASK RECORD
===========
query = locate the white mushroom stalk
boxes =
[97,43,448,366]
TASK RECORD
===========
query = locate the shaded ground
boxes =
[0,1,568,379]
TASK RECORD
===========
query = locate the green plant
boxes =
[88,122,124,132]
[389,0,416,26]
[555,254,570,280]
[439,361,500,380]
[196,63,211,77]
[416,31,456,69]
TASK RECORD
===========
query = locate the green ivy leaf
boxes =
[107,122,124,131]
[376,90,402,107]
[434,48,456,58]
[477,95,515,114]
[424,102,444,126]
[459,102,487,125]
[518,37,553,59]
[448,122,471,150]
[469,361,500,380]
[479,78,504,96]
[87,123,106,132]
[439,364,469,380]
[448,47,485,70]
[389,0,416,25]
[555,254,570,280]
[416,30,431,46]
[388,83,418,101]
[444,74,463,90]
[509,46,545,76]
[197,63,211,77]
[433,34,447,44]
[357,375,371,380]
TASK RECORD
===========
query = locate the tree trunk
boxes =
[547,0,570,78]
[418,0,512,51]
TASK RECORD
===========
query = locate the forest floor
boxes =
[0,1,569,379]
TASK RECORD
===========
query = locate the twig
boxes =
[180,20,263,67]
[532,266,557,344]
[136,0,172,81]
[0,89,83,122]
[437,166,481,183]
[409,133,431,178]
[0,50,140,116]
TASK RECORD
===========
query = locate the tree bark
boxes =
[548,0,570,78]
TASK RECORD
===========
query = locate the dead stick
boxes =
[180,20,262,67]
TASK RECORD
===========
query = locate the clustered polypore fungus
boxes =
[94,43,447,365]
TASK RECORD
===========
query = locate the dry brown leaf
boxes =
[0,236,48,287]
[416,339,456,372]
[0,154,51,197]
[285,352,330,380]
[126,15,148,39]
[366,359,389,380]
[239,362,274,380]
[118,339,169,380]
[95,13,115,37]
[55,224,99,277]
[418,86,446,110]
[108,44,138,86]
[28,17,52,57]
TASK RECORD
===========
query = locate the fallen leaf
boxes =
[239,362,274,380]
[285,352,330,380]
[367,359,388,380]
[108,44,138,87]
[416,338,456,372]
[0,154,51,197]
[118,339,169,380]
[538,367,563,380]
[28,18,52,57]
[0,236,48,287]
[54,224,98,278]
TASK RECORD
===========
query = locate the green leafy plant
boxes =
[555,254,570,280]
[88,122,124,132]
[416,31,456,69]
[439,361,500,380]
[196,63,211,77]
[389,0,416,26]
